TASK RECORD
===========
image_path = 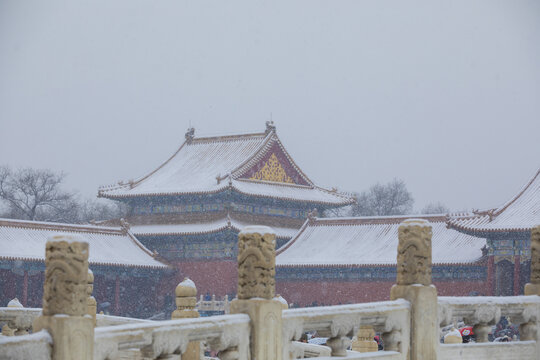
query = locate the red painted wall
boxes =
[277,280,490,307]
[174,260,237,297]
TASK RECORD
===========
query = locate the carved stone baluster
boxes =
[390,219,437,360]
[381,329,401,352]
[87,269,96,327]
[473,324,491,343]
[172,278,201,360]
[230,226,282,360]
[326,336,351,357]
[464,305,500,343]
[33,236,93,360]
[3,298,24,336]
[1,324,15,336]
[512,304,539,342]
[219,347,240,360]
[519,321,538,341]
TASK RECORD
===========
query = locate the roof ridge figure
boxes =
[185,127,195,143]
[265,120,276,134]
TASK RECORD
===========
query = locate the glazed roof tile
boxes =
[276,215,485,267]
[0,218,168,269]
[448,168,540,233]
[98,129,353,206]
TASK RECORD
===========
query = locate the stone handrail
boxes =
[0,330,52,360]
[94,313,250,360]
[0,307,41,335]
[438,341,538,360]
[0,307,152,333]
[95,313,152,327]
[289,341,332,358]
[282,299,410,358]
[438,295,540,343]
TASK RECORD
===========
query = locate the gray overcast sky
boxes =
[1,0,539,212]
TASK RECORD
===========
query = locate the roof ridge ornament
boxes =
[265,120,276,134]
[120,218,131,234]
[185,127,195,143]
[307,209,318,221]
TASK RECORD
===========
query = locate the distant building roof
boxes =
[98,124,353,207]
[447,168,540,234]
[276,215,485,267]
[131,214,299,239]
[0,218,169,269]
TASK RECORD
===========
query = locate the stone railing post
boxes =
[172,277,201,360]
[390,219,437,360]
[230,226,282,360]
[33,236,94,360]
[87,269,96,327]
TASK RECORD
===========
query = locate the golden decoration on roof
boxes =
[249,153,294,184]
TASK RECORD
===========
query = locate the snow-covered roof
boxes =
[448,168,540,234]
[131,215,298,239]
[276,215,485,267]
[98,126,353,207]
[0,218,168,269]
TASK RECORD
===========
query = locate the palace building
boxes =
[98,122,353,296]
[0,218,171,318]
[275,214,488,306]
[447,167,540,296]
[275,167,540,306]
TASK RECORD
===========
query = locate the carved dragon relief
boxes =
[396,220,432,286]
[237,230,276,300]
[42,239,89,316]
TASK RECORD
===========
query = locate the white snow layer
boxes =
[0,219,167,268]
[449,168,540,232]
[179,278,196,289]
[239,225,276,236]
[100,132,351,205]
[276,215,485,266]
[7,298,23,308]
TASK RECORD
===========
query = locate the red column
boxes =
[22,271,28,307]
[513,255,521,296]
[114,276,120,315]
[487,256,495,296]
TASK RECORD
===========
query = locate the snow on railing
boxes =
[438,295,540,360]
[0,307,41,336]
[95,313,152,327]
[0,330,52,360]
[0,307,152,335]
[282,299,410,359]
[93,314,250,360]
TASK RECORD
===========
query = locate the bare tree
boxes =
[349,178,414,216]
[0,166,77,221]
[421,202,449,214]
[78,198,129,223]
